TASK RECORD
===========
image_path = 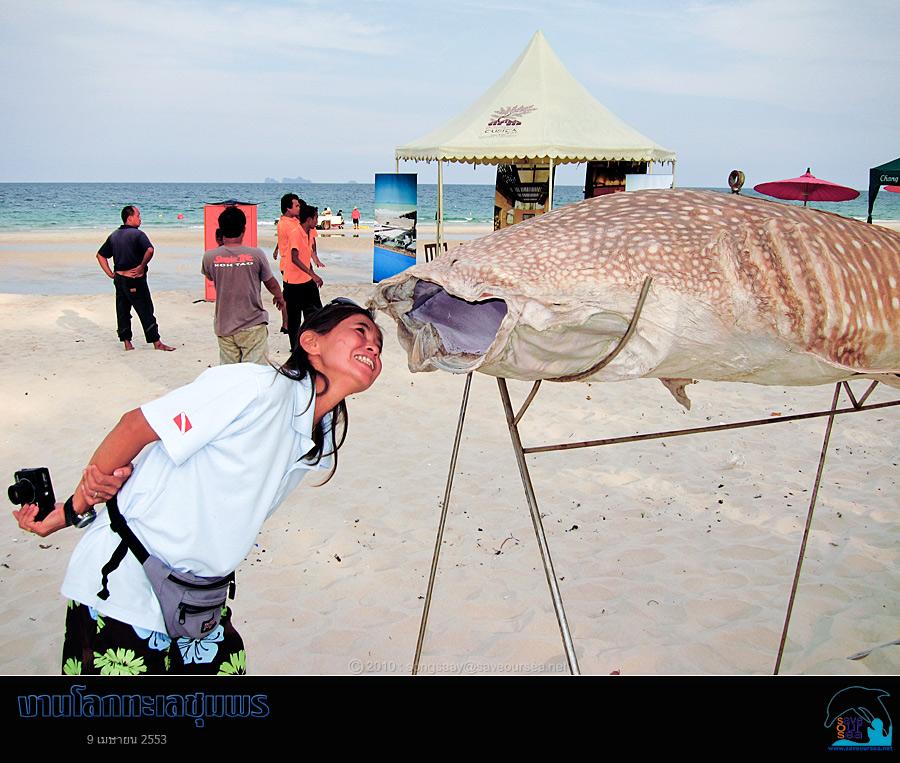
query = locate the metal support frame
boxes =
[413,373,898,675]
[522,389,897,455]
[773,383,840,675]
[497,377,580,674]
[550,276,653,383]
[413,372,472,675]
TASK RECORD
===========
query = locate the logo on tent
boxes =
[484,105,537,136]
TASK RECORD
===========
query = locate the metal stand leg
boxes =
[497,378,581,675]
[413,372,473,675]
[774,382,842,674]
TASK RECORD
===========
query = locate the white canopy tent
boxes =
[395,30,677,249]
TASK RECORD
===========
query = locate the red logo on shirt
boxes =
[173,413,192,433]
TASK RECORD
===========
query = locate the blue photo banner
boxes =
[373,173,417,283]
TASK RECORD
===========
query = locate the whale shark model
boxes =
[371,190,900,407]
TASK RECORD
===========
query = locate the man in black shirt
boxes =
[97,205,175,351]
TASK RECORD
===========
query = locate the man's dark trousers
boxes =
[283,280,322,352]
[114,274,160,343]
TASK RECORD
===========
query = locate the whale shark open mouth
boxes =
[407,280,508,360]
[374,273,641,381]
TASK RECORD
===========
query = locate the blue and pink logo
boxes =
[825,686,892,751]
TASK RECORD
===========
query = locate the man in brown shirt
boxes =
[201,206,286,364]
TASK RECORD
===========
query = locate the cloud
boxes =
[693,0,898,64]
[0,1,398,180]
[3,1,389,79]
[2,0,897,183]
[579,0,899,116]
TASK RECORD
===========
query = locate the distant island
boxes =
[264,176,312,184]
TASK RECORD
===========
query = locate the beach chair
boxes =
[423,242,448,263]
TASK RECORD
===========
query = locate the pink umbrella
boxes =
[754,168,860,206]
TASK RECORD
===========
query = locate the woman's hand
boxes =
[13,502,66,537]
[80,463,133,506]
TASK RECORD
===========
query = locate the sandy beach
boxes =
[0,224,485,296]
[0,222,897,675]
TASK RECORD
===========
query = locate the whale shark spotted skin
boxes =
[371,190,899,405]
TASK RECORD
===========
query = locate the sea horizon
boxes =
[1,182,897,231]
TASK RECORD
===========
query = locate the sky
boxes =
[2,0,898,188]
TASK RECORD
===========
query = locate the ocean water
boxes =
[0,182,898,230]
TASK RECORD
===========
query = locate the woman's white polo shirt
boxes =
[61,363,332,633]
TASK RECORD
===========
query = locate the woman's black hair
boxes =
[276,300,382,484]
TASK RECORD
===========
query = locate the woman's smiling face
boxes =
[306,314,383,394]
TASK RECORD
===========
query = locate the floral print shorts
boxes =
[61,601,246,676]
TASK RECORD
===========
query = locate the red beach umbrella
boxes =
[753,168,860,206]
[885,185,900,193]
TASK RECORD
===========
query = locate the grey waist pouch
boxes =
[97,497,236,640]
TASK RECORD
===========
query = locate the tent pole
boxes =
[413,372,473,675]
[497,377,581,674]
[547,158,555,212]
[867,169,880,224]
[437,160,445,253]
[671,160,677,189]
[773,382,841,675]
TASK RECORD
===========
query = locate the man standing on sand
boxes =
[278,198,322,351]
[273,193,304,264]
[201,206,286,365]
[274,195,323,270]
[351,206,360,229]
[96,205,175,351]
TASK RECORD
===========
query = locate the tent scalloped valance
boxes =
[395,151,676,165]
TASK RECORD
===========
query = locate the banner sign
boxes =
[373,173,417,282]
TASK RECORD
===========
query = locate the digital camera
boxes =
[8,467,56,521]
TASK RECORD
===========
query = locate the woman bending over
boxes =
[13,300,382,675]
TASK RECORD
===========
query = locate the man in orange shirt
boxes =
[278,197,322,351]
[274,196,323,272]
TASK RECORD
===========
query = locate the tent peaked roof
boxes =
[395,30,675,166]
